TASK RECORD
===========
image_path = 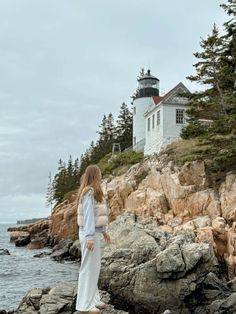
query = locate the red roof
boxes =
[152,96,163,105]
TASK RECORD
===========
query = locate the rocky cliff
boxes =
[48,154,236,279]
[8,219,50,248]
[99,212,236,313]
[7,154,236,313]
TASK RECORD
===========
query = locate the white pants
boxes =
[76,231,102,311]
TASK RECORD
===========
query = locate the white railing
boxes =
[124,138,145,153]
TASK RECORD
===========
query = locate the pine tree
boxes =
[89,141,101,164]
[221,0,236,36]
[107,113,116,146]
[181,22,236,138]
[97,115,108,142]
[73,158,80,181]
[221,0,236,112]
[49,156,82,204]
[67,155,73,177]
[187,25,227,116]
[116,102,133,150]
[45,172,54,213]
[78,150,91,178]
[97,113,116,155]
[66,155,76,192]
[52,159,67,204]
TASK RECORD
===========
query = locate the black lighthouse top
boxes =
[133,69,160,99]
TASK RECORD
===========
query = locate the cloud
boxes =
[0,0,226,222]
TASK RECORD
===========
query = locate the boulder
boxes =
[15,232,31,247]
[219,172,236,222]
[208,292,236,314]
[69,240,81,260]
[14,283,127,314]
[212,217,226,230]
[33,251,51,258]
[27,238,45,250]
[99,212,234,314]
[0,249,10,255]
[39,283,75,314]
[9,231,29,243]
[8,220,50,249]
[50,239,74,261]
[27,228,49,249]
[177,160,211,188]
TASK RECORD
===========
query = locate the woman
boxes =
[76,164,111,314]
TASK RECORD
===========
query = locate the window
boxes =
[156,110,160,125]
[176,109,184,124]
[152,114,155,128]
[147,117,150,131]
[133,107,136,115]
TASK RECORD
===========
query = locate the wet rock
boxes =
[15,232,31,247]
[39,283,75,314]
[0,249,10,255]
[9,231,29,243]
[27,229,49,249]
[208,292,236,313]
[50,239,74,261]
[69,240,81,260]
[14,283,127,314]
[27,238,45,249]
[33,251,51,258]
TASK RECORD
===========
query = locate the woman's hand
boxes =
[103,232,111,244]
[87,239,94,251]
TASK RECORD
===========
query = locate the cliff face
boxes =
[49,197,78,244]
[99,212,236,313]
[8,219,50,248]
[48,154,236,277]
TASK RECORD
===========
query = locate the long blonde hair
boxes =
[76,165,104,206]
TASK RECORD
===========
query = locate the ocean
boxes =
[0,223,79,311]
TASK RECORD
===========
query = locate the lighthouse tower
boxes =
[132,69,160,151]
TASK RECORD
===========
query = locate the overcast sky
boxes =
[0,0,226,223]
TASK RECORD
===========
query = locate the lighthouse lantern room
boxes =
[132,69,160,150]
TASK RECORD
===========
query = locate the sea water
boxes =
[0,223,79,311]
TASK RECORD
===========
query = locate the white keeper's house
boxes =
[131,69,189,155]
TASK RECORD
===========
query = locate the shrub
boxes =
[165,135,236,175]
[62,189,78,202]
[181,121,208,139]
[98,151,144,176]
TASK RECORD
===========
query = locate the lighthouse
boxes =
[132,69,160,151]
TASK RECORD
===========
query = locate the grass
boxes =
[62,189,78,202]
[164,138,212,163]
[98,151,144,177]
[164,134,236,182]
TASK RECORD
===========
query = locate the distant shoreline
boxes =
[0,217,48,225]
[16,218,48,225]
